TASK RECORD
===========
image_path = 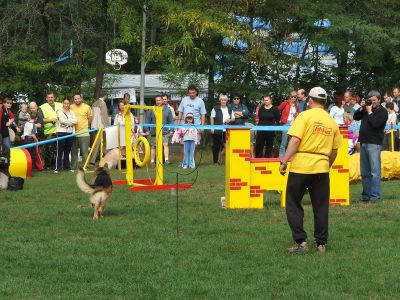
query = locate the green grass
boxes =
[1,164,400,299]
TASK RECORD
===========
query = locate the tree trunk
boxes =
[150,18,158,46]
[208,64,215,102]
[38,0,50,58]
[75,39,85,88]
[295,39,309,83]
[72,0,85,88]
[94,0,108,99]
[336,51,348,93]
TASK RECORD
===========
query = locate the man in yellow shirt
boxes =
[39,91,62,170]
[279,87,342,254]
[70,93,92,170]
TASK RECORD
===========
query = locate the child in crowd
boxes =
[181,113,198,169]
[22,112,39,169]
[133,116,142,141]
[18,103,30,133]
[344,113,358,154]
[383,102,397,151]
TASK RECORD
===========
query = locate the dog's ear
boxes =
[103,163,109,169]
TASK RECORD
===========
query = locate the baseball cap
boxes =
[308,87,327,100]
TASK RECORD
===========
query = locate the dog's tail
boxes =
[76,168,94,194]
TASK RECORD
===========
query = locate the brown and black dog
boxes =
[76,164,113,220]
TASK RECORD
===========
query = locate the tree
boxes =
[0,0,399,105]
[93,0,109,98]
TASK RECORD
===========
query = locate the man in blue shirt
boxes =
[143,95,174,166]
[177,85,207,127]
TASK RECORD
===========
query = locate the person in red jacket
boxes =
[1,98,20,149]
[278,91,299,157]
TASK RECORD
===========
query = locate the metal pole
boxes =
[117,124,121,171]
[176,172,179,238]
[139,4,147,124]
[391,123,394,152]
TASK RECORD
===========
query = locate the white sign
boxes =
[105,125,127,150]
[105,49,128,66]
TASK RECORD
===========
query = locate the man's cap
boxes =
[308,87,327,100]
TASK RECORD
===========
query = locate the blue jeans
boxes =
[360,143,382,200]
[183,140,196,168]
[71,136,90,169]
[2,136,11,149]
[279,130,289,157]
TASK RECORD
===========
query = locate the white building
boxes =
[100,74,208,102]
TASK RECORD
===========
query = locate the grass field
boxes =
[1,162,400,299]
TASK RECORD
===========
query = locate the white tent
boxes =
[101,74,208,101]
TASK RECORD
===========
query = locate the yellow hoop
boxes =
[133,137,150,167]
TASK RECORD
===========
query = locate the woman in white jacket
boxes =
[55,98,77,173]
[329,98,345,126]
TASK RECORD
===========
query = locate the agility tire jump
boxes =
[112,103,191,192]
[133,136,150,167]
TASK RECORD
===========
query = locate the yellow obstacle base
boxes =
[225,128,350,209]
[349,151,400,182]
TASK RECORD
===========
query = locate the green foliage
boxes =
[160,66,206,97]
[0,46,51,101]
[108,0,141,45]
[0,0,400,103]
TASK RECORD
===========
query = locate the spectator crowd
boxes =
[1,85,399,174]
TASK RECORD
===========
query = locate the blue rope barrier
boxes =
[139,123,400,131]
[12,123,400,150]
[14,128,99,149]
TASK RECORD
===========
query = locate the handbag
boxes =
[8,127,16,142]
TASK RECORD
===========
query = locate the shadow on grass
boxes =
[75,205,126,219]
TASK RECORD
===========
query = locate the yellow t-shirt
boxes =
[70,103,92,137]
[288,108,342,174]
